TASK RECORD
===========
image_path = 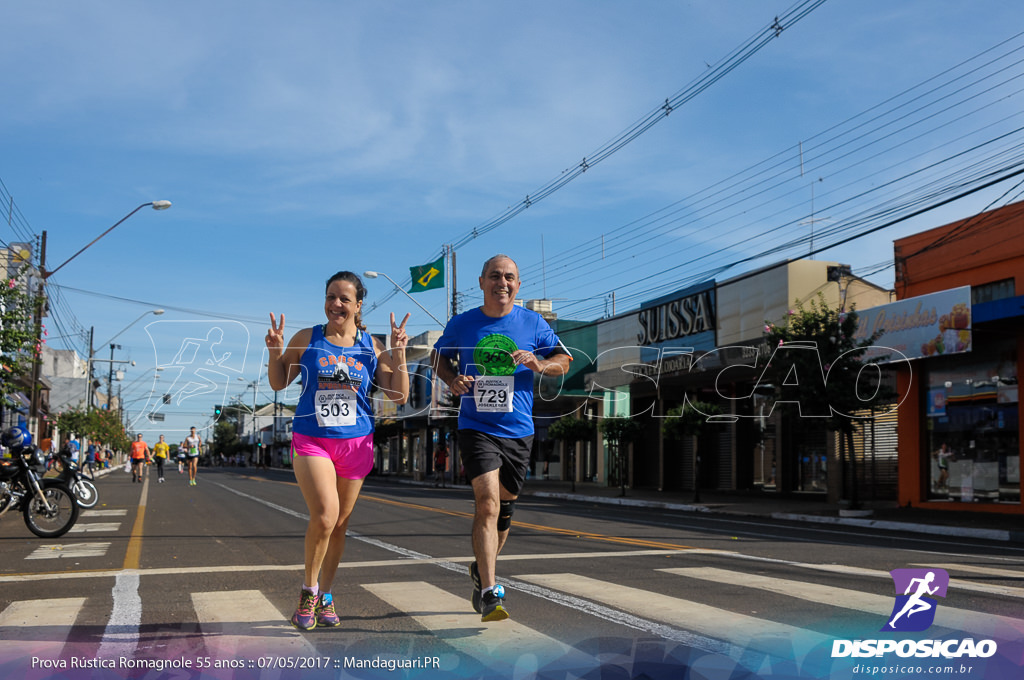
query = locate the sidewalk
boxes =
[401,474,1024,544]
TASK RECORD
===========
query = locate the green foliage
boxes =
[213,419,241,455]
[0,268,42,404]
[599,417,644,444]
[760,293,891,434]
[547,415,595,443]
[662,400,722,441]
[53,407,129,451]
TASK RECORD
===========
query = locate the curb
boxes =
[770,512,1015,543]
[377,476,1024,544]
[530,491,710,514]
[531,490,1020,543]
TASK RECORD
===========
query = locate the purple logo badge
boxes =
[882,568,949,632]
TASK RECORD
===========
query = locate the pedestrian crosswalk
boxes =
[16,508,126,561]
[365,581,574,667]
[192,590,319,659]
[1,558,1021,678]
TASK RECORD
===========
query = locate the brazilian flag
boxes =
[409,256,444,293]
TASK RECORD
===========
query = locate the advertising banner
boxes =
[854,287,972,363]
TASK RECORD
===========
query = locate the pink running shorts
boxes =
[291,432,374,480]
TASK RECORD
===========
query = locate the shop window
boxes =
[972,279,1015,305]
[926,338,1019,503]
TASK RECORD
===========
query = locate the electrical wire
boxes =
[366,0,831,315]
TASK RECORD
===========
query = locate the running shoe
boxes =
[469,561,482,614]
[290,589,318,631]
[480,585,509,622]
[316,592,341,627]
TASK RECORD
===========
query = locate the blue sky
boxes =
[4,1,1024,437]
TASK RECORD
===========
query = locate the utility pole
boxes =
[28,231,47,441]
[84,327,94,411]
[449,246,457,318]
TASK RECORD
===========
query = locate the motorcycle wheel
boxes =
[72,479,99,509]
[23,483,80,538]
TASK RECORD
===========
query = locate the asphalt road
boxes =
[1,466,1022,679]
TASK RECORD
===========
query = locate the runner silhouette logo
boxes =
[882,568,950,632]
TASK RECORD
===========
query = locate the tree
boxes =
[599,417,643,497]
[662,400,722,502]
[213,419,241,459]
[0,267,43,405]
[53,407,130,452]
[760,293,890,508]
[548,414,596,491]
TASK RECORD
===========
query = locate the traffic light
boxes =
[214,405,222,416]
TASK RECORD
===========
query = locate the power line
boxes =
[521,31,1024,318]
[367,0,830,315]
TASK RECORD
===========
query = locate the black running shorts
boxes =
[458,429,533,496]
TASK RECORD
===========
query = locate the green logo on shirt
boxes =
[473,334,518,376]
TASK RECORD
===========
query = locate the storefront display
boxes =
[925,338,1019,503]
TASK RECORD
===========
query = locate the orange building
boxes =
[894,201,1024,513]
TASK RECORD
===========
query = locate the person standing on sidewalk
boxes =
[431,254,572,622]
[184,427,203,486]
[152,435,170,483]
[433,442,448,487]
[129,434,150,484]
[266,270,410,632]
[84,440,98,480]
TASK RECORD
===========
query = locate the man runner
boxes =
[184,426,203,486]
[431,254,571,622]
[129,434,150,484]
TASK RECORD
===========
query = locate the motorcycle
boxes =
[53,451,99,509]
[0,427,80,538]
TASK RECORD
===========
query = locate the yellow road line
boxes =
[361,493,695,551]
[122,475,149,570]
[237,477,695,551]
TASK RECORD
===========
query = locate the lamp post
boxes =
[103,309,165,411]
[244,378,261,466]
[28,202,171,439]
[363,270,446,328]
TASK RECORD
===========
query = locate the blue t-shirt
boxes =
[292,326,378,439]
[433,305,567,438]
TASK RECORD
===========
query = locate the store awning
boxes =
[973,294,1024,323]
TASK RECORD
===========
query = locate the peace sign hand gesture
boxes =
[390,312,411,353]
[266,313,286,356]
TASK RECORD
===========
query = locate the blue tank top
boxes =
[292,326,377,439]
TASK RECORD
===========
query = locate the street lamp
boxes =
[363,270,446,328]
[237,377,261,466]
[44,202,172,279]
[29,201,172,438]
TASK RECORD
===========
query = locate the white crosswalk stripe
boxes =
[26,543,111,560]
[82,509,128,517]
[514,572,830,660]
[365,581,577,670]
[68,523,121,533]
[192,590,318,658]
[659,566,1024,643]
[0,597,86,669]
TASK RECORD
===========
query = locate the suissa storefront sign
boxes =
[636,287,715,346]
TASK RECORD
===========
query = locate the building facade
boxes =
[892,201,1024,513]
[579,259,892,502]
